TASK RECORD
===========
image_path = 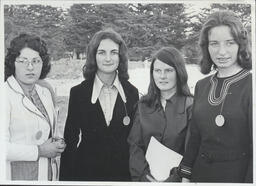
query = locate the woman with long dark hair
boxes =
[128,46,193,182]
[59,28,139,181]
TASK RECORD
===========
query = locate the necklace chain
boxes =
[208,69,250,106]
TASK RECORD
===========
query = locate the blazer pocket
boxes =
[175,113,188,134]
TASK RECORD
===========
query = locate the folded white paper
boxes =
[145,136,183,181]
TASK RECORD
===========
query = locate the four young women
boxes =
[4,10,253,183]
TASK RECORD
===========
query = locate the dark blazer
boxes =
[128,94,193,181]
[59,78,139,181]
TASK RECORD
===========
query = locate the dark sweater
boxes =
[179,69,252,183]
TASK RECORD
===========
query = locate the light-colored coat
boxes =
[5,75,57,180]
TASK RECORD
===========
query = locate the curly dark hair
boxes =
[5,33,51,81]
[141,47,192,109]
[199,10,251,74]
[83,28,129,81]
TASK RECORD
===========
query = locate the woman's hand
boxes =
[146,174,158,182]
[163,167,182,182]
[182,177,190,182]
[38,138,66,158]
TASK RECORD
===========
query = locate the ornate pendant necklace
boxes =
[123,115,130,126]
[215,98,226,127]
[208,69,250,127]
[123,101,130,126]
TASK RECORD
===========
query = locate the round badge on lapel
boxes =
[36,130,43,140]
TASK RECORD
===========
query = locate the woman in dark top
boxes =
[59,28,139,181]
[178,10,252,183]
[128,47,193,182]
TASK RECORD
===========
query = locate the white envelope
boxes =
[145,136,183,181]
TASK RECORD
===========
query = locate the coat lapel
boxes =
[7,76,46,119]
[22,95,45,118]
[36,85,54,128]
[7,76,54,130]
[110,94,125,127]
[95,99,108,127]
[86,80,109,128]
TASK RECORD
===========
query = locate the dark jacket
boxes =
[128,94,193,181]
[59,78,139,181]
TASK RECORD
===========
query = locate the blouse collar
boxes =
[6,75,38,96]
[91,73,127,104]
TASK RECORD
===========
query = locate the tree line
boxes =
[4,3,251,63]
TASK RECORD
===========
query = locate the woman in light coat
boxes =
[5,33,66,180]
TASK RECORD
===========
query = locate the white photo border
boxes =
[0,0,255,185]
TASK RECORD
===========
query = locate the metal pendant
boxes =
[215,115,225,127]
[123,116,130,126]
[35,130,43,140]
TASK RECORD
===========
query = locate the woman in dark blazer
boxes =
[128,47,193,182]
[59,28,139,181]
[178,10,252,183]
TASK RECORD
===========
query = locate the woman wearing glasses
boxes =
[5,33,66,180]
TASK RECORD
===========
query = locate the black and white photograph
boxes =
[0,0,255,185]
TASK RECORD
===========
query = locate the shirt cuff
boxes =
[178,164,192,179]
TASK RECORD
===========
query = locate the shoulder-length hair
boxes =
[199,10,251,74]
[141,47,192,109]
[83,28,129,81]
[5,33,51,81]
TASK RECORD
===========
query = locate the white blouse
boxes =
[91,74,126,126]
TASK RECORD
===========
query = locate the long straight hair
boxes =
[141,47,192,109]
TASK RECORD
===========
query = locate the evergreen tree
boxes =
[4,4,66,59]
